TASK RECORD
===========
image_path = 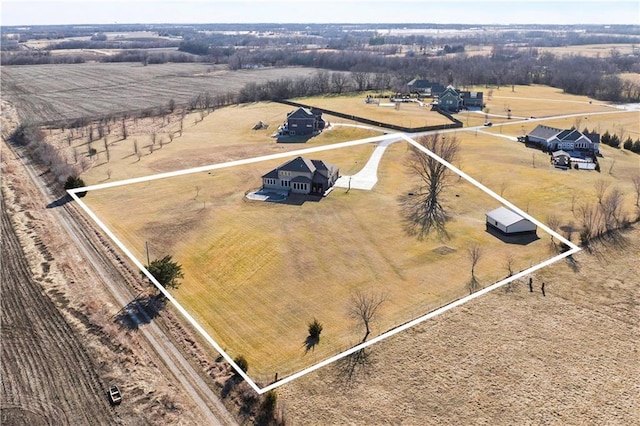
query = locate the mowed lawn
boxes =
[82,140,552,383]
[293,92,454,128]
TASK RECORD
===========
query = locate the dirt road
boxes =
[1,196,116,425]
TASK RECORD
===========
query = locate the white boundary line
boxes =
[68,132,580,394]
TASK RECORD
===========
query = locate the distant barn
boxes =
[486,207,537,235]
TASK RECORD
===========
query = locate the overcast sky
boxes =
[2,0,639,26]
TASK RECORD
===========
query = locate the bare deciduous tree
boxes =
[349,290,387,342]
[504,252,515,277]
[546,213,561,250]
[467,244,483,294]
[331,72,348,93]
[600,187,625,231]
[631,175,640,207]
[401,134,459,240]
[594,179,611,204]
[121,117,128,140]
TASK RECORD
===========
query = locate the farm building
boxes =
[435,85,484,112]
[485,207,537,235]
[552,150,571,167]
[262,156,339,195]
[406,79,446,96]
[278,107,326,136]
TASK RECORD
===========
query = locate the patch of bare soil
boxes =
[278,227,640,425]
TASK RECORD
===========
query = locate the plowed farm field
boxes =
[0,197,115,425]
[0,62,321,123]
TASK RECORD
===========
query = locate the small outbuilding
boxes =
[486,207,537,235]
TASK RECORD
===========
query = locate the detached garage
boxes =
[486,207,537,235]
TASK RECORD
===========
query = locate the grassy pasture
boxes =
[0,63,322,123]
[82,139,553,382]
[293,92,453,128]
[71,85,638,386]
[67,102,381,184]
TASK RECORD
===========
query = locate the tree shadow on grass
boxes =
[114,293,166,330]
[335,347,374,387]
[46,194,73,209]
[303,335,319,354]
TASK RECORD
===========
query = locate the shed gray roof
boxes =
[486,206,529,227]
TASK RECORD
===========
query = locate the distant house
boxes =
[437,86,464,112]
[435,85,484,113]
[262,156,339,195]
[527,125,600,154]
[459,90,484,109]
[279,107,326,137]
[406,79,446,97]
[486,207,537,235]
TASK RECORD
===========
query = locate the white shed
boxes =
[486,207,537,235]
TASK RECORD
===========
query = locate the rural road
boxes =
[6,141,237,426]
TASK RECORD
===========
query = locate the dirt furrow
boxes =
[0,195,116,425]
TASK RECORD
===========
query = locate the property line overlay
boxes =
[68,132,580,394]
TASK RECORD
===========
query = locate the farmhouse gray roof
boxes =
[529,124,563,140]
[287,107,315,119]
[486,206,529,227]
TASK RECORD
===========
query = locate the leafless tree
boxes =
[106,169,112,179]
[121,117,128,140]
[168,131,175,143]
[351,71,370,91]
[531,152,537,168]
[194,185,201,199]
[467,244,483,294]
[400,134,459,240]
[331,72,348,93]
[468,244,483,278]
[150,131,157,146]
[631,175,640,207]
[349,290,387,343]
[578,202,603,245]
[504,252,515,277]
[133,139,138,155]
[600,187,625,232]
[546,213,561,250]
[594,179,611,204]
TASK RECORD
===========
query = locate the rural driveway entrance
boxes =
[334,138,400,190]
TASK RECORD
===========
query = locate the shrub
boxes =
[623,137,634,150]
[260,390,278,421]
[233,355,248,374]
[308,318,323,340]
[63,176,87,197]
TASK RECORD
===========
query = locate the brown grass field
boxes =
[77,86,639,386]
[293,92,453,128]
[81,140,553,382]
[47,83,639,422]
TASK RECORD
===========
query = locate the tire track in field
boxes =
[0,195,117,425]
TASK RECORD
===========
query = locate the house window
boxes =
[283,180,289,187]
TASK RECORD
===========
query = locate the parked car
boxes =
[108,385,122,406]
[483,122,493,126]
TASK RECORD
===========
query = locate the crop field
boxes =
[80,136,555,384]
[0,63,321,123]
[293,92,454,128]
